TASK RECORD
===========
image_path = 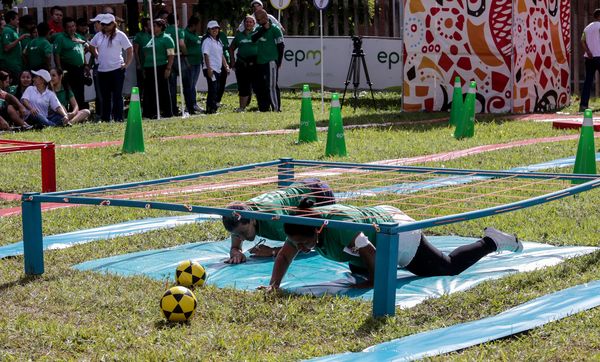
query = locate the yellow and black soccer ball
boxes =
[160,286,197,323]
[175,260,207,288]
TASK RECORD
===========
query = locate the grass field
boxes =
[1,91,600,360]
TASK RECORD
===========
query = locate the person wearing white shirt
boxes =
[202,21,229,114]
[580,9,600,112]
[89,14,133,122]
[20,69,70,128]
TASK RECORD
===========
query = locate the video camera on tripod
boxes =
[351,35,362,53]
[341,35,375,110]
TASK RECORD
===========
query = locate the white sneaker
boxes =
[484,227,523,252]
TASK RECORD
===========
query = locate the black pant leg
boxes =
[405,235,495,276]
[256,63,270,112]
[157,65,173,117]
[64,64,86,110]
[142,67,157,118]
[216,64,227,103]
[581,57,599,108]
[204,69,220,113]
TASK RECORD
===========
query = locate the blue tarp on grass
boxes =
[310,280,600,361]
[74,237,597,308]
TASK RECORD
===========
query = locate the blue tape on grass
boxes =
[310,280,600,361]
[74,236,597,308]
[0,214,219,259]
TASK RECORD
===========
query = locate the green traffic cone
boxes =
[449,76,463,126]
[454,81,476,139]
[297,84,318,143]
[325,93,347,157]
[572,109,597,184]
[122,87,145,154]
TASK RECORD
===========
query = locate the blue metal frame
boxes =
[21,158,600,317]
[374,222,400,317]
[278,157,295,188]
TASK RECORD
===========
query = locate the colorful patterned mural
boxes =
[402,0,571,113]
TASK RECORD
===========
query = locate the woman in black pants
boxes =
[262,199,523,290]
[141,18,174,119]
[88,14,133,122]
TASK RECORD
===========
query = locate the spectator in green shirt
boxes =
[10,70,33,100]
[182,16,203,115]
[141,18,175,119]
[230,15,259,112]
[0,70,31,130]
[53,16,89,110]
[216,30,230,107]
[1,11,28,81]
[18,15,36,53]
[252,9,284,112]
[76,17,91,41]
[165,13,186,116]
[50,67,90,124]
[133,18,151,101]
[24,22,53,71]
[263,200,523,290]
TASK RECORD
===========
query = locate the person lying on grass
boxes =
[260,198,523,290]
[222,178,336,264]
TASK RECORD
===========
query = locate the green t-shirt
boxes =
[1,25,23,73]
[232,31,257,60]
[165,25,185,54]
[218,32,230,63]
[53,32,85,67]
[26,37,53,70]
[142,32,175,68]
[183,28,202,66]
[54,87,74,109]
[286,204,395,267]
[254,24,283,64]
[133,31,152,66]
[20,30,32,51]
[246,183,325,241]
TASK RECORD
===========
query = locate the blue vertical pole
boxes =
[22,193,44,275]
[373,222,399,317]
[278,157,294,188]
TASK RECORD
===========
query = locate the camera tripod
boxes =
[341,38,376,110]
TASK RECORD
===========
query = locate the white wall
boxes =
[118,36,402,96]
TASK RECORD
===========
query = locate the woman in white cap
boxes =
[20,69,70,128]
[89,13,133,122]
[202,20,229,114]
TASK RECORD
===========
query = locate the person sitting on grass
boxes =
[20,69,71,128]
[50,68,90,124]
[260,198,523,290]
[221,179,336,264]
[0,71,32,130]
[10,70,32,100]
